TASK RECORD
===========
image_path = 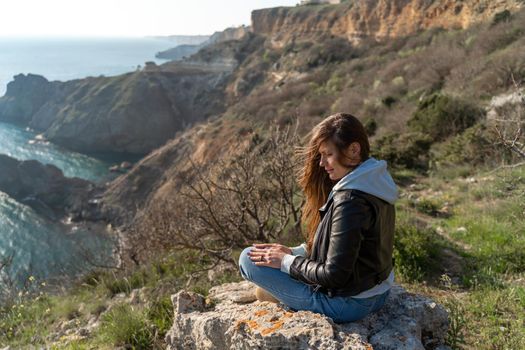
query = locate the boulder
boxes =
[165,281,450,350]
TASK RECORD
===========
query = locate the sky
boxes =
[0,0,300,38]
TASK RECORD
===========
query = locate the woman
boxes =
[238,113,398,323]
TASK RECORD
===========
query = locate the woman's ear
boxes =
[345,142,361,164]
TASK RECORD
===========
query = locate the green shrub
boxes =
[146,297,173,337]
[411,197,444,217]
[493,10,512,25]
[373,132,433,169]
[408,94,484,142]
[99,304,153,349]
[430,124,494,167]
[394,224,440,282]
[295,37,356,71]
[445,297,467,349]
[381,95,397,107]
[363,118,378,136]
[102,271,148,297]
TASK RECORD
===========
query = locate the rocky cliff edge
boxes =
[252,0,523,46]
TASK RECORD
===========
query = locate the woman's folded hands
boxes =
[247,243,291,269]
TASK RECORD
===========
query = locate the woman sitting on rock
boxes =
[239,113,398,323]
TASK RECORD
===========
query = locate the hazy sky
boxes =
[0,0,299,37]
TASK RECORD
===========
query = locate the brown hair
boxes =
[298,113,370,252]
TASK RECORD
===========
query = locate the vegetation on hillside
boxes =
[1,6,525,349]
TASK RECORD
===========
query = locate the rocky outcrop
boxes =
[156,44,203,61]
[0,73,58,125]
[252,0,523,46]
[156,26,250,62]
[0,154,98,220]
[205,26,250,46]
[165,281,451,350]
[0,67,228,155]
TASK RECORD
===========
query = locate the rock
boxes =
[209,281,257,304]
[128,287,149,305]
[0,154,97,220]
[0,74,56,125]
[171,290,206,314]
[77,327,91,337]
[165,282,450,350]
[120,161,133,170]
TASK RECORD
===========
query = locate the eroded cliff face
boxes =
[206,26,250,45]
[252,0,523,45]
[0,67,228,155]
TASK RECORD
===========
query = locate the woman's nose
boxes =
[319,155,325,167]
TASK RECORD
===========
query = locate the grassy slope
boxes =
[396,165,525,349]
[2,166,523,349]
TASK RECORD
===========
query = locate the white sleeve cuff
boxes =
[290,243,307,257]
[280,254,297,274]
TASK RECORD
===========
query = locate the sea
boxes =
[0,36,175,293]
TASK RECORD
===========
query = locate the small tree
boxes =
[492,83,525,161]
[130,123,305,265]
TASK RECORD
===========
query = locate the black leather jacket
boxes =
[290,189,395,297]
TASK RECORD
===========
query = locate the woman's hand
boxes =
[248,243,291,269]
[253,243,292,254]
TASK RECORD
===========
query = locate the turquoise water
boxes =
[0,121,117,291]
[0,121,110,182]
[0,122,114,285]
[0,192,115,290]
[0,36,173,95]
[0,37,170,291]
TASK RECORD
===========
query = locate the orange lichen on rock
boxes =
[282,312,294,318]
[254,310,269,317]
[247,320,259,329]
[235,319,259,331]
[260,321,284,336]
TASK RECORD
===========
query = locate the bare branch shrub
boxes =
[489,79,525,161]
[129,123,304,265]
[0,253,16,302]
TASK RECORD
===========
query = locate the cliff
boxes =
[252,0,523,45]
[156,44,202,61]
[0,66,228,155]
[205,26,250,46]
[156,25,250,62]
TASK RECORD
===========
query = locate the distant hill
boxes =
[155,26,250,61]
[147,34,210,46]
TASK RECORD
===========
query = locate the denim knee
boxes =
[238,247,253,280]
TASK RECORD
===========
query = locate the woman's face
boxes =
[318,140,357,181]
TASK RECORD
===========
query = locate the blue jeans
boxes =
[238,247,389,323]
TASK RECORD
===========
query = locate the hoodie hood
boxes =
[328,157,398,204]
